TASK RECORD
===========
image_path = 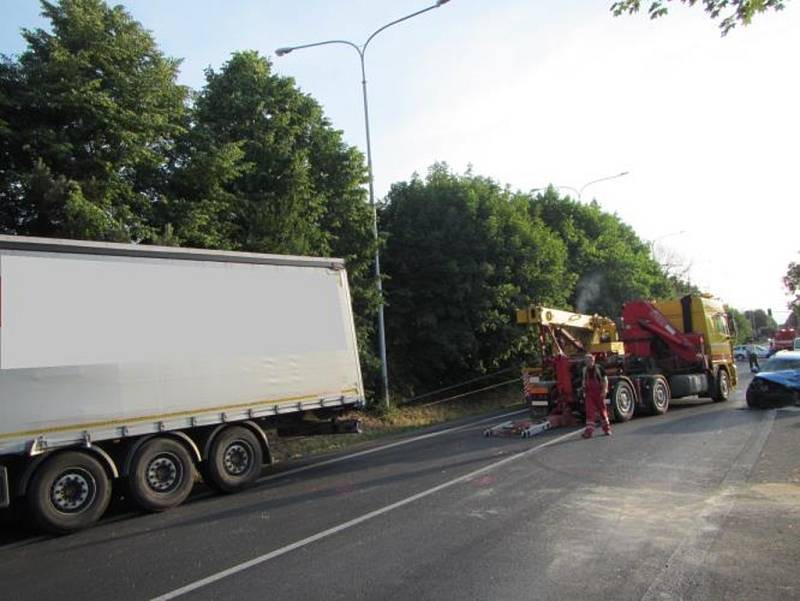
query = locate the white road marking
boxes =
[150,427,581,600]
[259,408,528,483]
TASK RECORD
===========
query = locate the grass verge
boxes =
[268,385,524,463]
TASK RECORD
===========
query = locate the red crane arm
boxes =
[622,300,704,364]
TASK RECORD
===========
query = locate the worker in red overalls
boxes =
[581,354,611,438]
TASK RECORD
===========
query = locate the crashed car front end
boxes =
[746,371,800,408]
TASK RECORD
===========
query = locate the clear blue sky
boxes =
[3,1,799,320]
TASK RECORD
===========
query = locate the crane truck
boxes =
[0,236,364,533]
[486,294,737,437]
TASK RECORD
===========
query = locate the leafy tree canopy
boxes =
[381,169,677,394]
[727,306,753,344]
[784,254,800,315]
[380,165,570,393]
[529,187,672,317]
[742,308,778,339]
[0,0,187,241]
[610,0,788,35]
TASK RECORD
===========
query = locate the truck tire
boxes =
[610,380,635,423]
[127,438,195,512]
[204,426,263,493]
[712,368,730,402]
[27,451,112,534]
[644,376,670,416]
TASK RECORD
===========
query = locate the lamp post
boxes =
[276,1,451,408]
[531,171,629,201]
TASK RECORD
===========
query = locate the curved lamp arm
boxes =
[578,171,629,200]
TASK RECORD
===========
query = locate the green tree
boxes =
[744,308,778,338]
[665,275,701,297]
[727,306,753,344]
[610,0,788,35]
[380,165,570,394]
[528,187,671,317]
[784,254,800,314]
[172,52,325,255]
[0,0,187,241]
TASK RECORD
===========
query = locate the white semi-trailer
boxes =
[0,236,364,533]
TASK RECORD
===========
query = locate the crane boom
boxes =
[516,305,623,356]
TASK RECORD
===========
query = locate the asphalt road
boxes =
[1,368,798,601]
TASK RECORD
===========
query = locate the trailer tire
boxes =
[644,377,670,415]
[204,426,263,493]
[712,368,730,402]
[610,380,635,423]
[127,438,195,512]
[27,451,111,534]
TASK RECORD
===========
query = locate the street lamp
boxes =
[276,1,452,408]
[531,171,630,201]
[650,230,686,254]
[575,171,629,201]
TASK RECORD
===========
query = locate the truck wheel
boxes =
[644,377,670,415]
[610,380,635,423]
[128,438,195,512]
[712,369,730,402]
[27,451,111,534]
[204,426,263,493]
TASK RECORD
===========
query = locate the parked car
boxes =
[733,344,769,361]
[746,351,800,408]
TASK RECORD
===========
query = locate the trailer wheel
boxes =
[204,426,263,493]
[644,377,670,415]
[27,451,111,534]
[610,380,635,423]
[712,368,730,402]
[127,438,195,512]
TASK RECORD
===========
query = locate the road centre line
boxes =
[258,408,528,483]
[151,427,581,600]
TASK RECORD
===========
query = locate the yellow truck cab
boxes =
[650,294,738,389]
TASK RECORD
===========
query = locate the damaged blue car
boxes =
[746,351,800,408]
